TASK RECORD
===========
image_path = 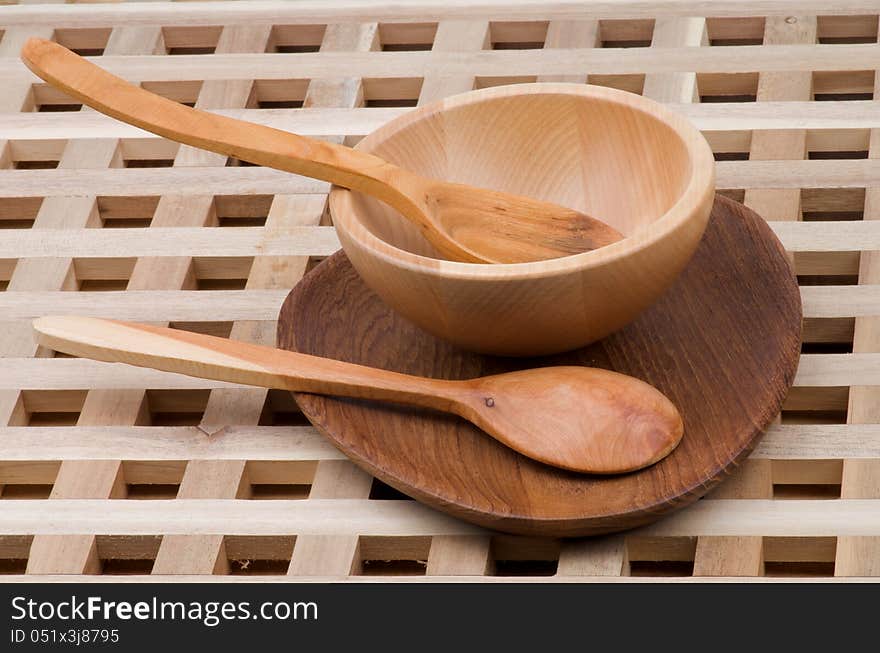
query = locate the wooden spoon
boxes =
[21,37,623,264]
[33,316,682,474]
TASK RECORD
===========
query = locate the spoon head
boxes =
[460,366,683,474]
[422,182,624,263]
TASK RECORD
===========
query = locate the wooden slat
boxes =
[836,38,880,576]
[557,535,629,576]
[642,17,706,102]
[135,24,274,577]
[3,0,880,27]
[8,45,880,84]
[9,101,880,143]
[7,158,880,197]
[0,26,61,430]
[282,22,380,578]
[6,423,880,463]
[0,425,340,461]
[1,574,876,583]
[743,16,817,222]
[0,284,878,322]
[1,574,879,583]
[0,499,482,537]
[20,26,167,576]
[0,352,877,389]
[6,219,880,258]
[414,18,494,577]
[2,499,880,537]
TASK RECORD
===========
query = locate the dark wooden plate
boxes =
[278,196,802,536]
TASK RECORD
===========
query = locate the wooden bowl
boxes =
[330,83,715,356]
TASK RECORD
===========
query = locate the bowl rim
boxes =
[329,82,716,280]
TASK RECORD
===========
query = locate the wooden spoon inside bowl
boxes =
[33,316,682,474]
[21,37,623,264]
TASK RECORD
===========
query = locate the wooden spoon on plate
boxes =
[21,37,623,264]
[33,316,682,474]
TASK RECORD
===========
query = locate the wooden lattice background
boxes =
[2,0,880,581]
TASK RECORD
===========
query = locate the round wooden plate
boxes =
[278,196,802,537]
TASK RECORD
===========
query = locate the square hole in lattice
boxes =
[706,16,765,45]
[71,258,135,292]
[141,81,203,107]
[599,19,654,47]
[356,536,430,576]
[368,478,412,501]
[489,536,559,577]
[0,259,15,290]
[161,24,222,52]
[162,25,222,55]
[96,535,161,575]
[627,536,696,577]
[168,322,234,340]
[0,536,32,574]
[119,137,179,166]
[798,272,859,286]
[215,194,272,227]
[803,187,866,221]
[772,460,843,499]
[259,389,312,426]
[37,103,83,113]
[802,318,855,354]
[490,21,547,49]
[698,72,758,102]
[246,461,316,499]
[714,152,750,161]
[380,23,437,51]
[270,24,326,53]
[813,71,875,101]
[363,78,423,107]
[0,197,42,230]
[192,256,253,290]
[122,461,186,499]
[586,74,645,95]
[97,196,159,228]
[22,390,86,426]
[54,28,111,56]
[0,462,59,500]
[13,159,59,169]
[303,256,328,276]
[763,537,837,577]
[704,130,749,159]
[226,536,296,575]
[817,15,879,44]
[475,75,539,91]
[801,317,854,355]
[715,189,745,204]
[781,387,849,425]
[0,485,53,500]
[809,149,869,160]
[254,79,309,108]
[794,253,859,290]
[124,158,175,168]
[146,389,211,426]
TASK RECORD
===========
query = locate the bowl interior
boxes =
[345,89,695,259]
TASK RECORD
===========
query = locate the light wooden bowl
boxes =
[330,83,715,356]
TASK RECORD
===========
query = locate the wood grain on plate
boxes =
[279,194,802,537]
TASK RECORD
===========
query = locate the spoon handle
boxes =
[21,38,419,207]
[33,316,461,411]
